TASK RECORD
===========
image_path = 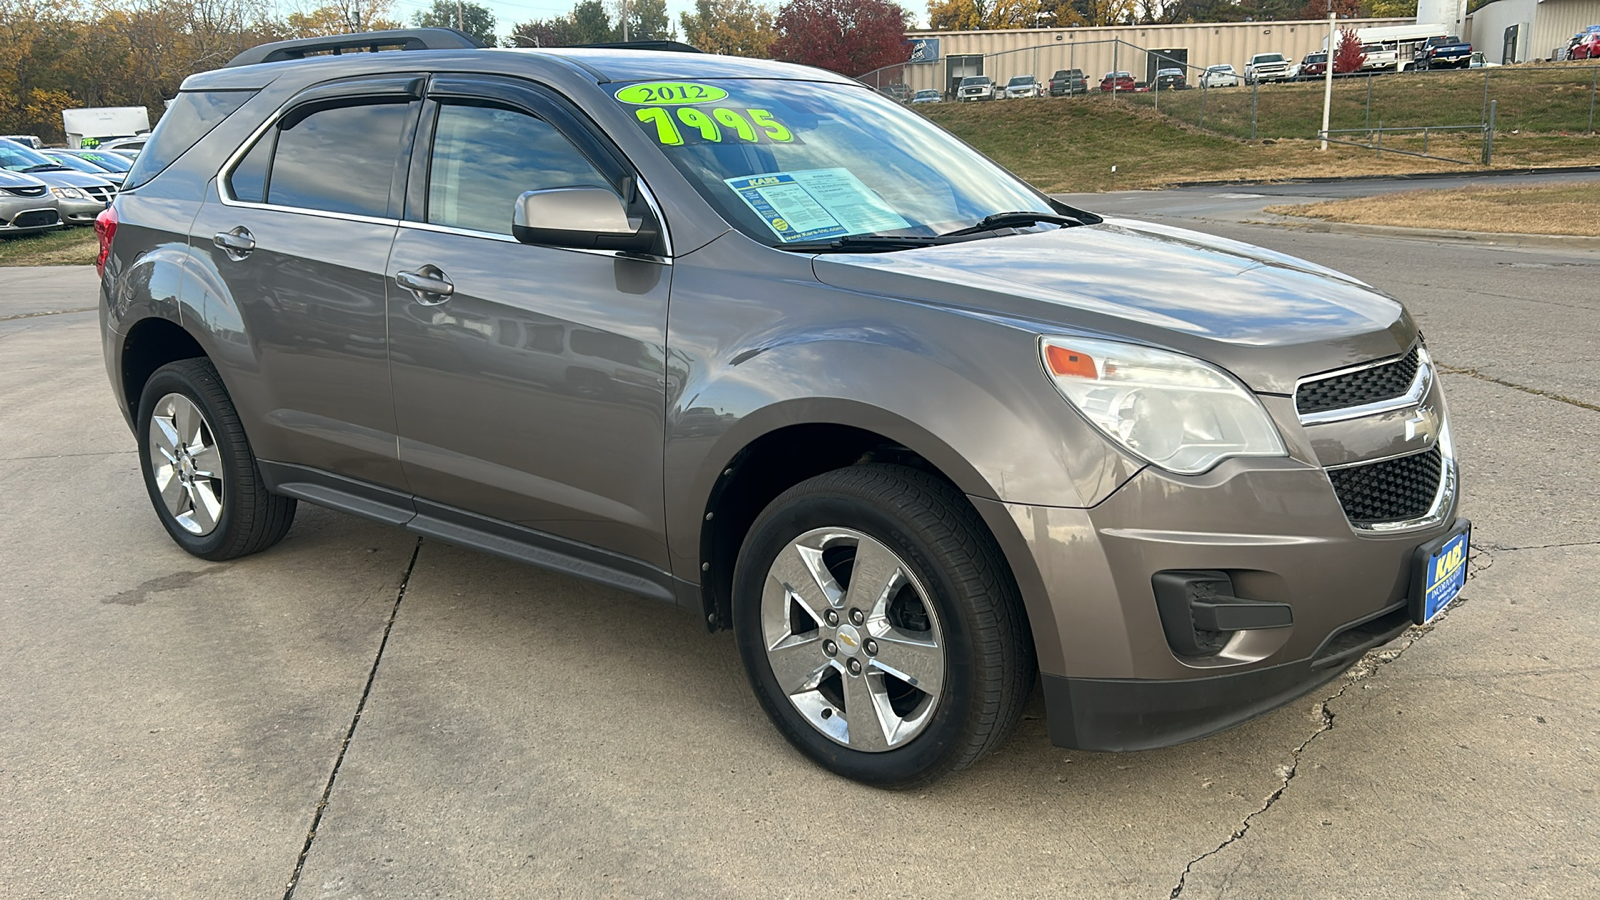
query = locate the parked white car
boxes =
[1004,75,1041,99]
[1200,64,1241,88]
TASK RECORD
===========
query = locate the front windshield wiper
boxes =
[777,234,957,253]
[940,211,1082,237]
[22,164,70,173]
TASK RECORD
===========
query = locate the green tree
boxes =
[610,0,673,40]
[411,0,496,46]
[1369,0,1418,16]
[679,0,773,55]
[505,16,580,47]
[570,0,613,42]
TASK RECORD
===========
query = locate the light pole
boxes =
[1320,12,1335,150]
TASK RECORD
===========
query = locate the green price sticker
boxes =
[633,106,795,147]
[615,82,729,105]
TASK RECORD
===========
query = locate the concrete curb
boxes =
[1265,218,1600,248]
[1168,164,1600,189]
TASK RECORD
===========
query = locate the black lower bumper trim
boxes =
[1042,608,1409,751]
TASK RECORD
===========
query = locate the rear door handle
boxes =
[396,267,455,305]
[212,227,255,259]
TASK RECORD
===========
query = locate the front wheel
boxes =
[136,358,296,560]
[732,464,1034,788]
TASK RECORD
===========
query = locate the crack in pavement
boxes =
[1167,545,1495,898]
[1486,539,1600,552]
[282,537,422,900]
[1435,363,1600,413]
[0,307,96,322]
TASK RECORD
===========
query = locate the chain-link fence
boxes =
[860,41,1600,166]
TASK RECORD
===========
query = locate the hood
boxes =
[810,217,1414,394]
[24,169,116,190]
[0,168,49,190]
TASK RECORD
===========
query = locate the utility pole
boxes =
[623,0,630,42]
[457,0,464,31]
[1320,12,1335,150]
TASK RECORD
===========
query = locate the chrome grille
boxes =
[83,185,116,202]
[2,185,48,198]
[1327,447,1442,524]
[1296,346,1420,416]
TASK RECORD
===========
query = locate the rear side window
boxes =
[123,91,254,190]
[425,103,613,236]
[260,101,413,218]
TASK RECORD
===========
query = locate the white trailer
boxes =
[1322,23,1455,71]
[61,107,151,149]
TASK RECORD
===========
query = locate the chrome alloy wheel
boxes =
[147,393,224,536]
[760,527,946,751]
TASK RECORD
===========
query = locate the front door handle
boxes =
[212,226,255,260]
[395,267,455,305]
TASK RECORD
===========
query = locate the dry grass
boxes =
[1265,182,1600,236]
[0,226,98,266]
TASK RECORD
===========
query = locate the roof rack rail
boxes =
[226,27,487,68]
[570,40,703,53]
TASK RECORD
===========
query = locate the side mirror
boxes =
[512,185,659,254]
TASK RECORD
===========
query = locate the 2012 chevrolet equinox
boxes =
[97,29,1470,787]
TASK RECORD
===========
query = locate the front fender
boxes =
[661,233,1142,581]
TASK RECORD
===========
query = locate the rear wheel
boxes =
[732,464,1034,788]
[136,358,296,560]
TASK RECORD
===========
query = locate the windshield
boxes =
[1257,54,1285,63]
[43,153,106,174]
[961,77,989,85]
[612,79,1052,246]
[74,151,132,172]
[1008,77,1032,85]
[0,140,58,171]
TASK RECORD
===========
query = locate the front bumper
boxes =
[972,445,1463,750]
[59,197,110,225]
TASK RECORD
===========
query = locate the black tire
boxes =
[732,464,1034,788]
[136,358,296,560]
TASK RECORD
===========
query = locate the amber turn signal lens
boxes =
[1044,344,1097,379]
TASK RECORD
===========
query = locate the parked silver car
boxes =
[0,168,63,235]
[98,29,1468,788]
[42,149,128,187]
[0,139,116,224]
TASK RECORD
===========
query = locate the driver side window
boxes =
[427,103,615,236]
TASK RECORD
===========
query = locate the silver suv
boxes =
[98,29,1469,787]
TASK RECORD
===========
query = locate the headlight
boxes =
[1039,336,1286,475]
[52,187,88,200]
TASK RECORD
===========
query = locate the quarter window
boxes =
[426,103,613,236]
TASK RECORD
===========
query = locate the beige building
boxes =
[890,19,1413,94]
[1466,0,1600,62]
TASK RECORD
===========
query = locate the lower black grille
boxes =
[1297,346,1420,416]
[1328,447,1442,523]
[11,210,60,228]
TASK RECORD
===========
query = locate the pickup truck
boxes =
[1360,43,1400,72]
[1244,52,1291,84]
[1416,35,1472,69]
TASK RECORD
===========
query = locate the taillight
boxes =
[94,205,118,278]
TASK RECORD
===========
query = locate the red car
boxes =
[1573,32,1600,59]
[1099,71,1140,92]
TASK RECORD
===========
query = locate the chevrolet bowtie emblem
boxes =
[1405,405,1438,442]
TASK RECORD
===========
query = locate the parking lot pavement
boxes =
[4,222,1598,898]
